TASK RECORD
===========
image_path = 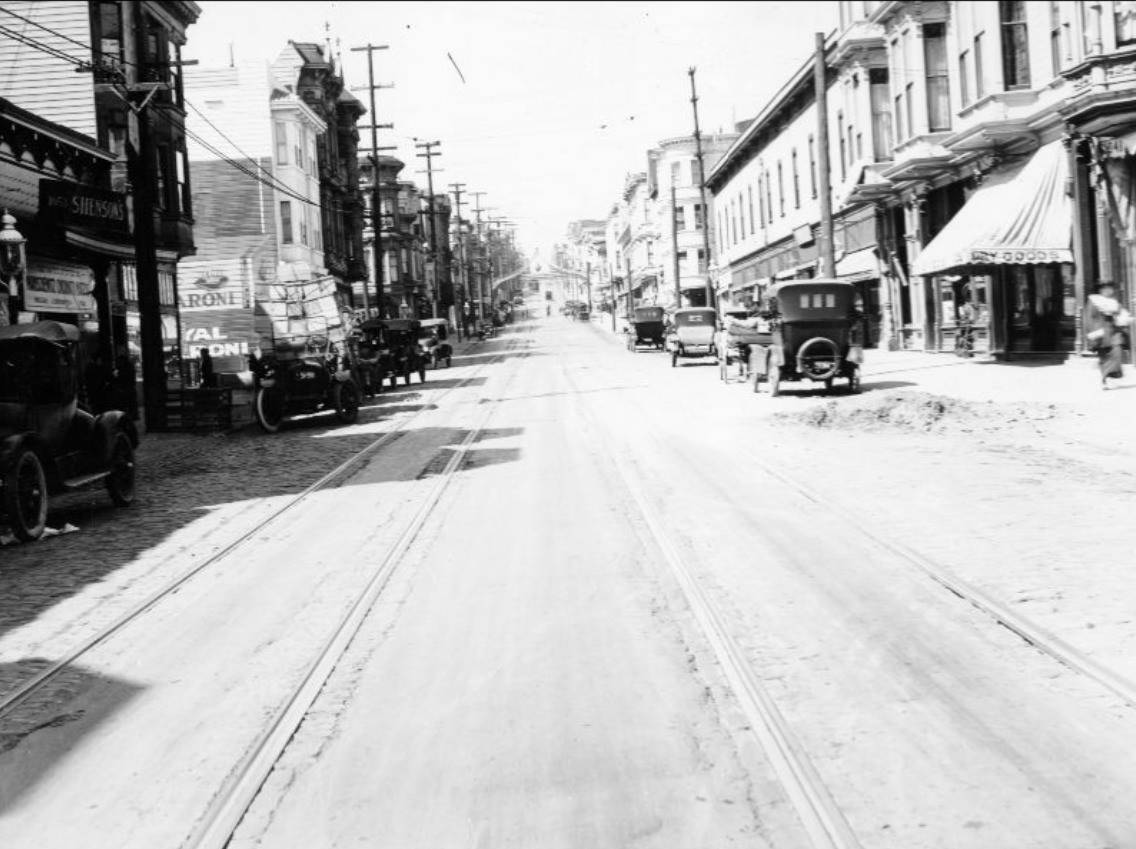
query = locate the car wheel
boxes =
[3,448,48,542]
[255,385,286,433]
[105,431,136,507]
[334,380,360,424]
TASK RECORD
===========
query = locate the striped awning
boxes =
[911,140,1072,276]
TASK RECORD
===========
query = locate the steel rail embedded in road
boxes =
[184,331,534,849]
[560,360,864,849]
[0,331,526,720]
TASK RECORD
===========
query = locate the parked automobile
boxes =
[666,307,718,367]
[253,332,361,433]
[626,305,667,351]
[357,318,428,387]
[0,321,138,541]
[575,307,591,322]
[750,279,864,395]
[417,318,454,369]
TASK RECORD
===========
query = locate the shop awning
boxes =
[911,140,1072,276]
[835,247,880,282]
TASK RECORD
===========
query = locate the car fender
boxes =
[96,410,139,448]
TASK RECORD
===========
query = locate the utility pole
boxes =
[625,255,634,324]
[688,67,716,311]
[815,32,835,278]
[127,84,165,430]
[449,182,466,341]
[416,140,442,318]
[670,182,682,308]
[352,43,394,318]
[470,191,487,321]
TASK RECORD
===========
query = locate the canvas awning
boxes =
[911,140,1072,276]
[835,247,880,282]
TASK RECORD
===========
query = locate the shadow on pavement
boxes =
[0,660,142,810]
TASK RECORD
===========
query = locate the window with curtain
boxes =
[274,123,288,165]
[1118,1,1136,45]
[870,68,892,160]
[924,23,951,131]
[281,201,293,244]
[975,32,986,97]
[1000,1,1031,89]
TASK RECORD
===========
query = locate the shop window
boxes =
[1000,1,1031,89]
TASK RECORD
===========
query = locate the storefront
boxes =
[911,140,1074,358]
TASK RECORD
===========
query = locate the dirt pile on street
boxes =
[778,390,1061,434]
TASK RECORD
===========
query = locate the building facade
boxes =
[0,0,201,427]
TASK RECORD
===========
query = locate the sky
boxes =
[182,1,840,258]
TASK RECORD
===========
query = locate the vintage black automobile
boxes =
[357,318,427,388]
[417,318,454,369]
[253,333,361,433]
[626,305,667,352]
[666,307,718,367]
[0,321,137,541]
[750,279,864,396]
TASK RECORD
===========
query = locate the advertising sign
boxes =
[181,307,256,359]
[179,260,248,311]
[23,258,97,313]
[38,179,129,235]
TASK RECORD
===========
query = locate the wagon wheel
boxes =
[3,448,48,542]
[334,380,360,424]
[105,432,136,507]
[768,367,782,397]
[255,385,286,433]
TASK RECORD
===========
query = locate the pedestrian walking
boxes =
[199,347,217,388]
[1085,281,1132,389]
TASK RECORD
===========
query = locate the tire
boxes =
[3,448,48,542]
[255,385,286,433]
[105,431,136,507]
[334,380,360,424]
[769,367,781,397]
[796,337,842,381]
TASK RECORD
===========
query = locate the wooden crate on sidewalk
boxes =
[163,388,233,432]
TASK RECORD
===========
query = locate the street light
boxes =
[0,209,27,324]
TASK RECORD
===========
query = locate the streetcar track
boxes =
[0,331,527,719]
[559,356,863,849]
[614,333,1136,711]
[184,329,534,849]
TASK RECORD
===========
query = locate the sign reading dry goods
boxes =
[39,179,129,235]
[24,258,97,313]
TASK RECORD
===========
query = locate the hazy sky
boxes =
[183,1,840,256]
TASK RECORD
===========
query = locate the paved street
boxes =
[2,309,1135,848]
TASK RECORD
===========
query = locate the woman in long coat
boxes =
[1085,281,1131,389]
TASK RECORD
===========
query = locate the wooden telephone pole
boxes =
[449,181,467,341]
[352,43,395,318]
[688,67,716,311]
[470,191,487,321]
[416,140,442,318]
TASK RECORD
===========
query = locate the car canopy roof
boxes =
[0,320,80,343]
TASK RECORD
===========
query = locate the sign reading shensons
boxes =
[966,248,1072,264]
[39,179,129,235]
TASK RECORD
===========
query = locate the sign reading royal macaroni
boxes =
[24,258,97,313]
[178,261,247,310]
[181,307,256,358]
